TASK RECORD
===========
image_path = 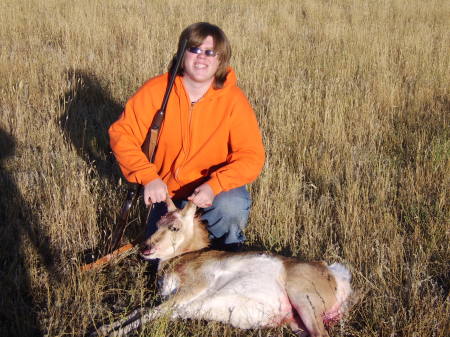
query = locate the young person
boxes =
[109,22,265,250]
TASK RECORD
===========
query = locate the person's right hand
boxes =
[144,178,168,206]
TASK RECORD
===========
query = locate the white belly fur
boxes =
[162,253,292,329]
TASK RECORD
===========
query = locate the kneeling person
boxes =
[109,22,265,250]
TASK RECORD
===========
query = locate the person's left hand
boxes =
[188,183,215,208]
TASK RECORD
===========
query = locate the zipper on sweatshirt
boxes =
[175,102,194,182]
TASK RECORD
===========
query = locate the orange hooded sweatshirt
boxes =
[109,68,265,199]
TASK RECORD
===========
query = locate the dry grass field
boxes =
[0,0,449,336]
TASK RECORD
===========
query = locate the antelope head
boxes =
[140,198,209,261]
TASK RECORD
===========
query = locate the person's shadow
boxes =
[59,70,144,261]
[60,70,122,181]
[0,128,58,336]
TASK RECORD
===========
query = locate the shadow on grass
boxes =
[59,69,122,181]
[0,128,60,337]
[58,70,147,263]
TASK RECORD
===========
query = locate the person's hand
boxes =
[188,183,214,208]
[144,178,168,206]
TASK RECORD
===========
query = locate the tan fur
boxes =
[95,201,352,337]
[283,260,338,336]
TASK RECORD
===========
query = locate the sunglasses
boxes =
[187,47,218,57]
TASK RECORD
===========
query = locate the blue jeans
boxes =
[146,186,251,245]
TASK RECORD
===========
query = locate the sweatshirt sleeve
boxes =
[109,87,160,186]
[207,90,265,194]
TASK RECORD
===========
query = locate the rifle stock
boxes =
[81,243,135,272]
[141,127,160,163]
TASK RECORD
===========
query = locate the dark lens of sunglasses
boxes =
[188,47,216,57]
[188,47,201,54]
[205,50,217,57]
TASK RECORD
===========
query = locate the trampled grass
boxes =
[0,0,448,336]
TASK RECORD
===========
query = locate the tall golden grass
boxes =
[0,0,448,336]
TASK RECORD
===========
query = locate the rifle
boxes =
[81,38,188,271]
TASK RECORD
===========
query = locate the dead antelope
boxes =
[94,199,352,337]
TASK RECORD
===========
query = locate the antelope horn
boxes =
[165,193,177,212]
[181,200,197,217]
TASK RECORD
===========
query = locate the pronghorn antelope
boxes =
[94,199,352,337]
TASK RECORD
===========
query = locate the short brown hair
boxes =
[169,22,232,89]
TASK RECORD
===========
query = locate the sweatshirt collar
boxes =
[174,67,237,103]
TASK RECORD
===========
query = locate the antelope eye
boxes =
[168,225,179,232]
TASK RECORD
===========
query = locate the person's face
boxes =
[183,35,220,85]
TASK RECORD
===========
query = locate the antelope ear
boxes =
[165,194,177,212]
[180,201,197,218]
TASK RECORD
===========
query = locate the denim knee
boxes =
[200,186,251,244]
